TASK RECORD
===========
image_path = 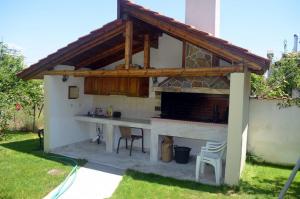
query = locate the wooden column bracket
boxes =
[144,34,150,69]
[125,20,133,69]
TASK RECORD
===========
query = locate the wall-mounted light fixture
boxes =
[152,77,158,86]
[62,75,69,82]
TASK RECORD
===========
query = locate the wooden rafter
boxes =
[144,34,150,69]
[42,66,243,78]
[122,6,262,71]
[124,20,133,69]
[75,36,162,70]
[89,44,144,69]
[20,21,126,80]
[76,43,126,68]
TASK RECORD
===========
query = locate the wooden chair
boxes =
[117,126,145,156]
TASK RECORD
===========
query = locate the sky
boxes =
[1,0,299,66]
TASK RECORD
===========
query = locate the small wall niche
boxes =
[68,86,79,99]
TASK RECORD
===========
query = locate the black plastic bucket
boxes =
[174,146,191,164]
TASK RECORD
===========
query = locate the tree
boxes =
[269,53,300,95]
[0,42,43,136]
[250,73,268,97]
[251,52,300,107]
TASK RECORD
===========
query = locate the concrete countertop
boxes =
[151,117,228,128]
[74,115,151,129]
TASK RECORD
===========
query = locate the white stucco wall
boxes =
[248,99,300,165]
[225,72,250,185]
[241,73,250,172]
[151,34,183,68]
[92,95,160,150]
[44,75,94,151]
[44,34,229,155]
[44,34,185,151]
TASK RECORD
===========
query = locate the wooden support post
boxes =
[144,34,150,69]
[182,41,186,68]
[125,20,133,69]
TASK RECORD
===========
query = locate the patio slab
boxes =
[52,140,223,185]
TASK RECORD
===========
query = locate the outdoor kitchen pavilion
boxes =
[18,0,270,185]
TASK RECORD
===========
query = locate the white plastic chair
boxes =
[195,141,227,185]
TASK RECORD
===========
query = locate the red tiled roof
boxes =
[18,0,270,79]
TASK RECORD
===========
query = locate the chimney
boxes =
[185,0,220,37]
[293,34,299,52]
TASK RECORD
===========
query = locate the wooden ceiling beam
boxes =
[42,66,243,78]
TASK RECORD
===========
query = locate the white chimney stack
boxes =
[185,0,220,37]
[293,34,298,52]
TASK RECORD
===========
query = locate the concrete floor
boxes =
[52,140,224,185]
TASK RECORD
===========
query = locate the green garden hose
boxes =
[47,155,79,199]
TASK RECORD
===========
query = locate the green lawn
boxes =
[0,131,80,199]
[111,162,300,199]
[1,132,299,199]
